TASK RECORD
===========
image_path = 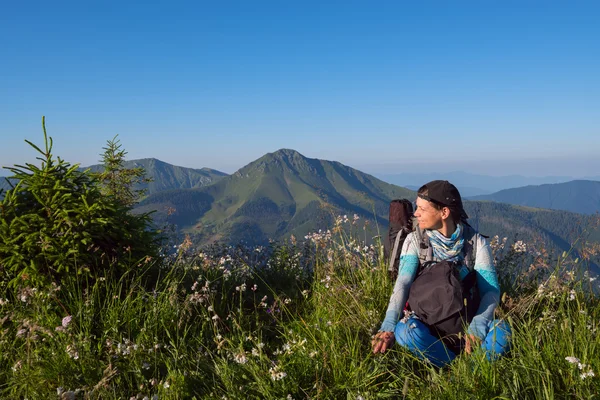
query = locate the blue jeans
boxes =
[394,317,511,368]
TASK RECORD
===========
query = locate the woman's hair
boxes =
[417,185,463,224]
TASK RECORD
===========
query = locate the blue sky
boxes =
[1,1,599,176]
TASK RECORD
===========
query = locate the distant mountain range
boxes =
[85,158,227,196]
[375,171,600,197]
[1,158,226,200]
[470,180,600,215]
[129,150,600,275]
[0,180,10,193]
[3,152,600,272]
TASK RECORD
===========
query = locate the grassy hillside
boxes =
[137,149,415,245]
[135,151,600,268]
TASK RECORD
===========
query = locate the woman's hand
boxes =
[372,331,395,354]
[464,334,481,354]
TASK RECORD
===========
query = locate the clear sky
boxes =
[1,1,599,177]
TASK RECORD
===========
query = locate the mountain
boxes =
[375,171,580,196]
[135,149,415,244]
[1,159,227,201]
[85,158,227,196]
[470,180,600,215]
[0,177,17,199]
[135,150,600,271]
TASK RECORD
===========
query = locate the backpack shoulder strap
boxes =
[388,228,404,273]
[462,224,478,271]
[414,226,432,264]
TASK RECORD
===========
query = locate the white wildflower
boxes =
[580,368,596,379]
[512,241,527,253]
[233,352,248,364]
[62,315,73,328]
[12,360,22,371]
[566,356,580,364]
[66,344,79,360]
[269,366,287,381]
[236,283,247,292]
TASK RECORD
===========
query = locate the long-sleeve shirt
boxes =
[379,231,500,340]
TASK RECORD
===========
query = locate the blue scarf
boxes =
[426,223,464,262]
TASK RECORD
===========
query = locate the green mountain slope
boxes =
[136,149,415,244]
[86,158,227,196]
[470,180,600,214]
[135,150,600,271]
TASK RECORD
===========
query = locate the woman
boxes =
[371,180,511,367]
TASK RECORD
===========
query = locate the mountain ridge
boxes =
[85,157,227,196]
[136,149,415,244]
[134,150,600,277]
[375,171,595,196]
[470,180,600,214]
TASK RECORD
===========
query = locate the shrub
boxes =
[0,117,159,288]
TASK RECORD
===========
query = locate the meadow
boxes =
[1,217,599,399]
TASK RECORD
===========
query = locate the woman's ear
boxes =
[440,207,451,220]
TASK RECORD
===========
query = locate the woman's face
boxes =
[414,197,444,230]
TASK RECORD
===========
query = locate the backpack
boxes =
[408,224,481,354]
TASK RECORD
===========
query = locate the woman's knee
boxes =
[394,318,433,349]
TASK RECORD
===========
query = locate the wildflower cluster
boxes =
[566,357,596,380]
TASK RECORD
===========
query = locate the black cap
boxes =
[418,180,469,220]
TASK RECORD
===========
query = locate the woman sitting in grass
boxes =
[372,180,511,367]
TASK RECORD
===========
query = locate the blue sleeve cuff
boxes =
[467,316,489,339]
[379,310,399,332]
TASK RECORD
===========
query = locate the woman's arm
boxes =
[379,233,420,332]
[467,235,501,340]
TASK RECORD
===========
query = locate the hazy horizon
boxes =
[2,149,599,180]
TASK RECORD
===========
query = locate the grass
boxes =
[0,218,599,399]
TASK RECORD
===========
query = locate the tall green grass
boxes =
[0,221,599,399]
